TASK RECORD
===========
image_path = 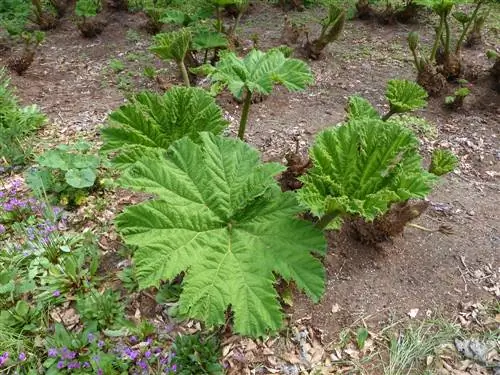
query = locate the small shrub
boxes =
[444,86,470,108]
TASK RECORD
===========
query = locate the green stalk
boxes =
[455,0,482,54]
[443,14,451,56]
[430,16,444,62]
[178,60,190,87]
[410,48,422,72]
[314,212,338,230]
[237,89,252,140]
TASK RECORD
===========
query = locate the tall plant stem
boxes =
[314,212,338,230]
[410,48,422,72]
[178,60,190,87]
[455,1,483,53]
[430,17,444,62]
[443,14,451,56]
[237,89,252,140]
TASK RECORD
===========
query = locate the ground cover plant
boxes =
[0,1,498,374]
[0,68,46,166]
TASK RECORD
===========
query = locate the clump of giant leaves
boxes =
[115,133,326,336]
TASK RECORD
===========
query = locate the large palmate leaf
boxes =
[115,133,326,336]
[298,118,437,229]
[386,79,428,114]
[197,49,314,100]
[101,87,228,169]
[192,30,228,51]
[150,28,192,63]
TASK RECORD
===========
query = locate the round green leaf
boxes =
[65,168,96,188]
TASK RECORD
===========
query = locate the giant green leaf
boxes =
[197,49,314,100]
[115,133,326,336]
[298,118,437,228]
[100,87,229,169]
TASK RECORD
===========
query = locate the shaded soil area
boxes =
[1,0,499,347]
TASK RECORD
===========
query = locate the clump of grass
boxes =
[384,320,460,375]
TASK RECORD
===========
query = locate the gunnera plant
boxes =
[115,133,326,337]
[7,31,45,75]
[302,3,345,60]
[31,0,58,30]
[75,0,105,38]
[297,118,439,234]
[150,28,193,86]
[407,0,489,93]
[195,48,314,140]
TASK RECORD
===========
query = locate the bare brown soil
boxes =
[1,0,498,358]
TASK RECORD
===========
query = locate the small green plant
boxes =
[0,68,46,165]
[347,79,428,121]
[298,118,438,230]
[171,333,223,374]
[196,48,314,139]
[444,86,470,108]
[303,3,346,59]
[26,141,101,206]
[75,0,104,37]
[356,327,369,349]
[101,86,228,170]
[108,58,125,73]
[118,266,139,293]
[150,28,192,86]
[76,289,125,329]
[115,133,326,336]
[429,148,458,176]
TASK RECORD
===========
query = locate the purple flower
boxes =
[18,352,26,361]
[0,224,5,234]
[97,340,105,348]
[52,290,61,297]
[97,369,103,375]
[92,355,100,363]
[87,333,95,342]
[130,336,138,343]
[67,361,81,369]
[171,364,177,372]
[82,361,90,368]
[0,352,9,366]
[144,350,151,359]
[56,361,65,369]
[138,359,147,369]
[48,348,58,357]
